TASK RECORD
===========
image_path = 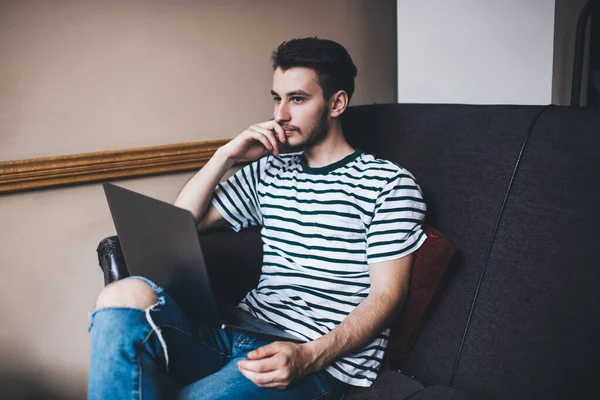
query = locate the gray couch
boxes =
[97,103,600,399]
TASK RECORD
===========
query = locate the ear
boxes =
[329,90,349,117]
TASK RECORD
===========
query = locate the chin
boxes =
[283,137,306,152]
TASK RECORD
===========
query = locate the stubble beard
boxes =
[284,107,330,152]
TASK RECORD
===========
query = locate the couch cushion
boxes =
[345,370,424,400]
[386,225,455,363]
[343,104,546,385]
[409,385,478,400]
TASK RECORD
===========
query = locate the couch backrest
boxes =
[343,104,600,399]
[446,106,600,400]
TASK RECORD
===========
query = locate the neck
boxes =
[303,119,355,168]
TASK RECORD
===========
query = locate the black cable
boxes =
[448,104,554,386]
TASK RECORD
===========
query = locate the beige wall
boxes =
[0,0,397,397]
[0,0,396,161]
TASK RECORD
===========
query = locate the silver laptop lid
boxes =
[103,183,220,325]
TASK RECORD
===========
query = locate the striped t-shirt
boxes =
[211,149,427,387]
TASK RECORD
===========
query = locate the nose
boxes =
[274,101,291,124]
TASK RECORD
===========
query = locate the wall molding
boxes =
[0,139,230,194]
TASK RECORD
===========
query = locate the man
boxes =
[88,37,427,399]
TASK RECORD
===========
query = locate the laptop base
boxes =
[219,307,304,343]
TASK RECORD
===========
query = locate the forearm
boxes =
[305,291,405,372]
[174,147,235,222]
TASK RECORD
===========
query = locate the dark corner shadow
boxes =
[0,373,74,400]
[0,349,85,400]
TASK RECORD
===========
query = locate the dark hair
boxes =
[272,37,358,100]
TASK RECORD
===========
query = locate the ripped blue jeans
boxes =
[87,276,348,400]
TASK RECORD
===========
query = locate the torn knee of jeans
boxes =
[144,296,169,372]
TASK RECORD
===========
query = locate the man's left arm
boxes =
[237,254,412,389]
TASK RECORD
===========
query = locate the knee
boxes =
[95,278,158,310]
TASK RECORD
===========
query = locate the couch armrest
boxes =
[96,236,130,286]
[95,227,264,304]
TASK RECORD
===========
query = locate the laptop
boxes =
[102,182,303,343]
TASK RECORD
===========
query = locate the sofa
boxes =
[97,103,600,399]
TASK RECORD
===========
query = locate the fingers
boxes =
[246,130,275,154]
[256,120,287,145]
[250,125,280,156]
[238,367,289,388]
[235,120,286,159]
[237,356,280,373]
[237,342,300,389]
[247,342,282,360]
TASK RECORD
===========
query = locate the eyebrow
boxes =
[270,90,311,97]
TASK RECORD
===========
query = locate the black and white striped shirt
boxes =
[212,149,426,387]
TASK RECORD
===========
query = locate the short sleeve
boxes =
[211,157,266,232]
[366,171,427,264]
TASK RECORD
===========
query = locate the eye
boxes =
[291,97,304,104]
[273,97,281,103]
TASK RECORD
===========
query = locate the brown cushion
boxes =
[384,225,455,366]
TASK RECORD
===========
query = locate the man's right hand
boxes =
[220,120,287,162]
[175,120,287,227]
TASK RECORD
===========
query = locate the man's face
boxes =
[271,67,330,151]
